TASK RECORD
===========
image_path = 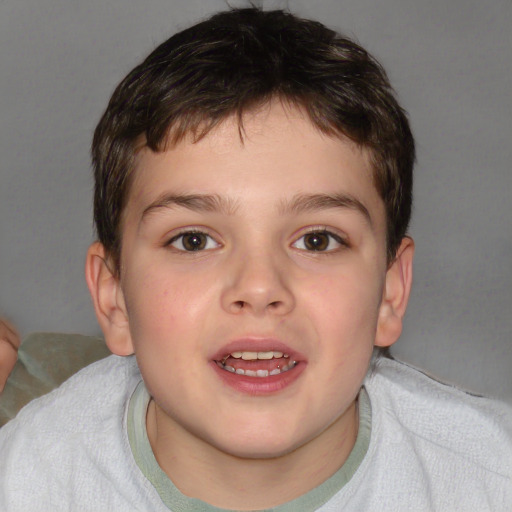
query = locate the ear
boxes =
[85,242,134,356]
[375,237,414,348]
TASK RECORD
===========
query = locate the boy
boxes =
[0,7,511,511]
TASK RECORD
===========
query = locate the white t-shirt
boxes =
[0,354,510,511]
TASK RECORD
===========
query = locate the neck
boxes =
[146,399,359,510]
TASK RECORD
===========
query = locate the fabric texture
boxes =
[0,354,511,511]
[0,332,110,426]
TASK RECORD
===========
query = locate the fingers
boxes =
[0,319,20,350]
[0,319,21,393]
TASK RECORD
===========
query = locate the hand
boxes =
[0,319,21,393]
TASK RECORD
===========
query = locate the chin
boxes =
[220,439,300,461]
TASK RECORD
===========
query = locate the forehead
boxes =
[126,102,384,227]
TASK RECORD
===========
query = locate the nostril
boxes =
[234,301,245,310]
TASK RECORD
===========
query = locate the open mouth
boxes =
[215,350,298,378]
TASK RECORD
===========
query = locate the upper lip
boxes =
[211,337,305,362]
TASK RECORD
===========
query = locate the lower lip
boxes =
[210,360,306,395]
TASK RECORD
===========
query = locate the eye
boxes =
[292,230,346,252]
[167,231,219,252]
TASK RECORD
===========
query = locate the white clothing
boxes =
[0,355,511,511]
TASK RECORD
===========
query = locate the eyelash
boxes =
[164,227,349,253]
[292,228,349,253]
[166,229,220,252]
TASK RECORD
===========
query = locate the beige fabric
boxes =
[0,332,110,426]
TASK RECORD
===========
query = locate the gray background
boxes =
[1,0,510,401]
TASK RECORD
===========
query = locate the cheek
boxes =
[305,270,383,334]
[122,273,198,396]
[122,261,219,352]
[313,274,382,396]
[122,267,183,341]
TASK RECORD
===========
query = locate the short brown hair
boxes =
[92,7,414,273]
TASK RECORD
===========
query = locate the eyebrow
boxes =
[141,193,239,220]
[141,191,371,225]
[278,193,372,225]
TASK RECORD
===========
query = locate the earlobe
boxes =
[85,242,134,356]
[375,237,414,348]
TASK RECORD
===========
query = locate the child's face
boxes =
[105,102,406,461]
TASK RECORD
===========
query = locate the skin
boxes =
[86,101,414,509]
[0,319,20,393]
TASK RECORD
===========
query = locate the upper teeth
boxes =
[216,360,298,377]
[230,351,288,360]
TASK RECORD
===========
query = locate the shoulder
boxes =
[8,354,140,427]
[339,357,512,510]
[1,355,141,443]
[365,356,512,477]
[0,356,152,510]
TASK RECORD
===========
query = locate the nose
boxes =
[220,250,295,316]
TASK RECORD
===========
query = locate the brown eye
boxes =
[182,233,207,251]
[303,232,329,251]
[293,230,346,252]
[168,231,219,252]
